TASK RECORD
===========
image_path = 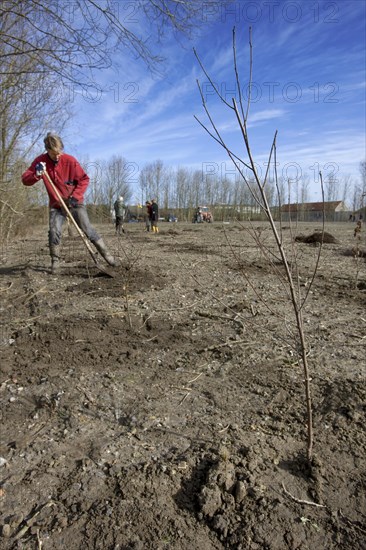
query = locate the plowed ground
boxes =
[0,221,365,549]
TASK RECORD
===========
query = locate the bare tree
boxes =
[358,160,366,209]
[173,168,187,210]
[161,167,174,210]
[0,19,71,241]
[191,169,204,210]
[103,156,133,209]
[81,159,103,205]
[138,168,149,207]
[299,174,311,205]
[139,160,169,205]
[0,0,216,83]
[340,175,353,207]
[347,162,366,213]
[324,173,340,202]
[194,28,324,462]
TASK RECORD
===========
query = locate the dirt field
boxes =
[0,220,365,549]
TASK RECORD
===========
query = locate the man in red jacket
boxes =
[22,133,118,274]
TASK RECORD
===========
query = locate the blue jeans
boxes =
[48,206,100,246]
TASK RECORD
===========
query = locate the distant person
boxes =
[354,220,362,239]
[195,208,202,223]
[114,195,127,235]
[145,201,152,232]
[22,132,118,274]
[150,198,159,233]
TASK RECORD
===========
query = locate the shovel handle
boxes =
[43,169,97,261]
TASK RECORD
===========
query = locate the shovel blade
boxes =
[93,260,118,278]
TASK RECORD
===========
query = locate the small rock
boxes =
[57,515,68,528]
[1,524,11,538]
[234,480,247,503]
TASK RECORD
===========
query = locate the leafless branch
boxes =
[194,27,320,461]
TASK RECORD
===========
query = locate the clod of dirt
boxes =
[295,231,339,244]
[198,458,237,518]
[199,484,223,518]
[343,247,366,258]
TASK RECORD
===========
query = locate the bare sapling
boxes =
[194,27,325,462]
[115,234,152,330]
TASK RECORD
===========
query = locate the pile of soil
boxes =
[0,221,365,549]
[294,231,339,244]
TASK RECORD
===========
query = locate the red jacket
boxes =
[22,153,89,208]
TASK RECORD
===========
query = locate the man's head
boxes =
[44,132,64,162]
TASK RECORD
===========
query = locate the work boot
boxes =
[50,244,61,274]
[93,238,120,267]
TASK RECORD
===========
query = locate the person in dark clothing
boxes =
[150,198,159,233]
[114,195,127,235]
[354,220,362,239]
[145,201,152,232]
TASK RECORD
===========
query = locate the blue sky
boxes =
[64,0,365,200]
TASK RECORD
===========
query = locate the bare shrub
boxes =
[194,28,326,462]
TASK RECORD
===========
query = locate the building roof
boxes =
[281,201,346,213]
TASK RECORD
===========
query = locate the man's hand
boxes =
[67,197,78,208]
[35,162,46,177]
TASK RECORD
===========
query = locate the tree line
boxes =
[82,156,366,214]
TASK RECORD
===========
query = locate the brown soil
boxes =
[294,231,339,244]
[0,221,365,550]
